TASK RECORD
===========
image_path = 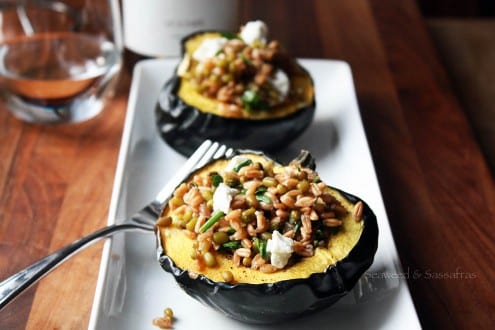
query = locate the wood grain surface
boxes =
[1,0,494,328]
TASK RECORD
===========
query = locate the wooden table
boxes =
[1,0,494,328]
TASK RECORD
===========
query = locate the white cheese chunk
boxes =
[266,230,294,269]
[240,20,268,45]
[225,155,251,172]
[271,69,290,100]
[213,183,236,214]
[192,37,227,61]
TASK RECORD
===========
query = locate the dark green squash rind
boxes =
[156,151,379,324]
[155,31,316,157]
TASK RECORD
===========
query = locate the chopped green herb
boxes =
[254,238,269,259]
[222,240,242,250]
[312,176,321,183]
[241,89,269,111]
[294,220,302,234]
[255,186,267,194]
[253,237,260,252]
[199,210,225,233]
[255,193,272,204]
[255,186,271,204]
[233,159,252,172]
[220,32,241,40]
[211,173,223,187]
[260,240,268,259]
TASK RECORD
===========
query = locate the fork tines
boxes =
[194,141,234,170]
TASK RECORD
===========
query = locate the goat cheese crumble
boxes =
[267,230,294,269]
[271,69,290,100]
[240,20,268,45]
[213,183,236,214]
[193,37,227,61]
[225,155,251,172]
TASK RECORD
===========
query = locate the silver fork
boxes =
[0,140,234,310]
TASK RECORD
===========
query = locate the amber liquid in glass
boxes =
[0,32,119,107]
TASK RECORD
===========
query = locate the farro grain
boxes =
[293,242,314,257]
[156,216,172,227]
[173,183,188,198]
[152,316,172,329]
[331,203,348,216]
[353,201,364,222]
[194,215,207,233]
[231,194,247,209]
[309,209,319,221]
[285,178,299,189]
[320,211,336,219]
[260,264,278,273]
[241,238,253,249]
[233,253,242,266]
[321,193,335,204]
[310,182,322,196]
[251,254,266,269]
[283,229,295,238]
[255,210,269,233]
[323,218,343,227]
[235,248,252,258]
[295,196,315,208]
[280,194,295,208]
[275,209,289,219]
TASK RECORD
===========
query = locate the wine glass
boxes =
[0,0,122,123]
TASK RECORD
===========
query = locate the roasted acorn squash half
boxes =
[156,150,378,324]
[155,22,315,156]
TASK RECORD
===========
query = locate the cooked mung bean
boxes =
[164,307,174,318]
[203,252,217,267]
[222,270,234,283]
[213,231,229,245]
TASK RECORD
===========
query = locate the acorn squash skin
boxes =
[155,31,316,157]
[156,152,379,324]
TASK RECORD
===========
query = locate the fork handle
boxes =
[0,223,152,310]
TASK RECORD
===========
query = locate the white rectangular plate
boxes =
[89,59,421,329]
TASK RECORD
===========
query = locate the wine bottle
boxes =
[122,0,241,71]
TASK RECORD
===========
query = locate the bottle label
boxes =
[123,0,240,57]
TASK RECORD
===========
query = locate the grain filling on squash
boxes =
[157,154,364,284]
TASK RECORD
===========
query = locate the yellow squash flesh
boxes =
[158,155,364,284]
